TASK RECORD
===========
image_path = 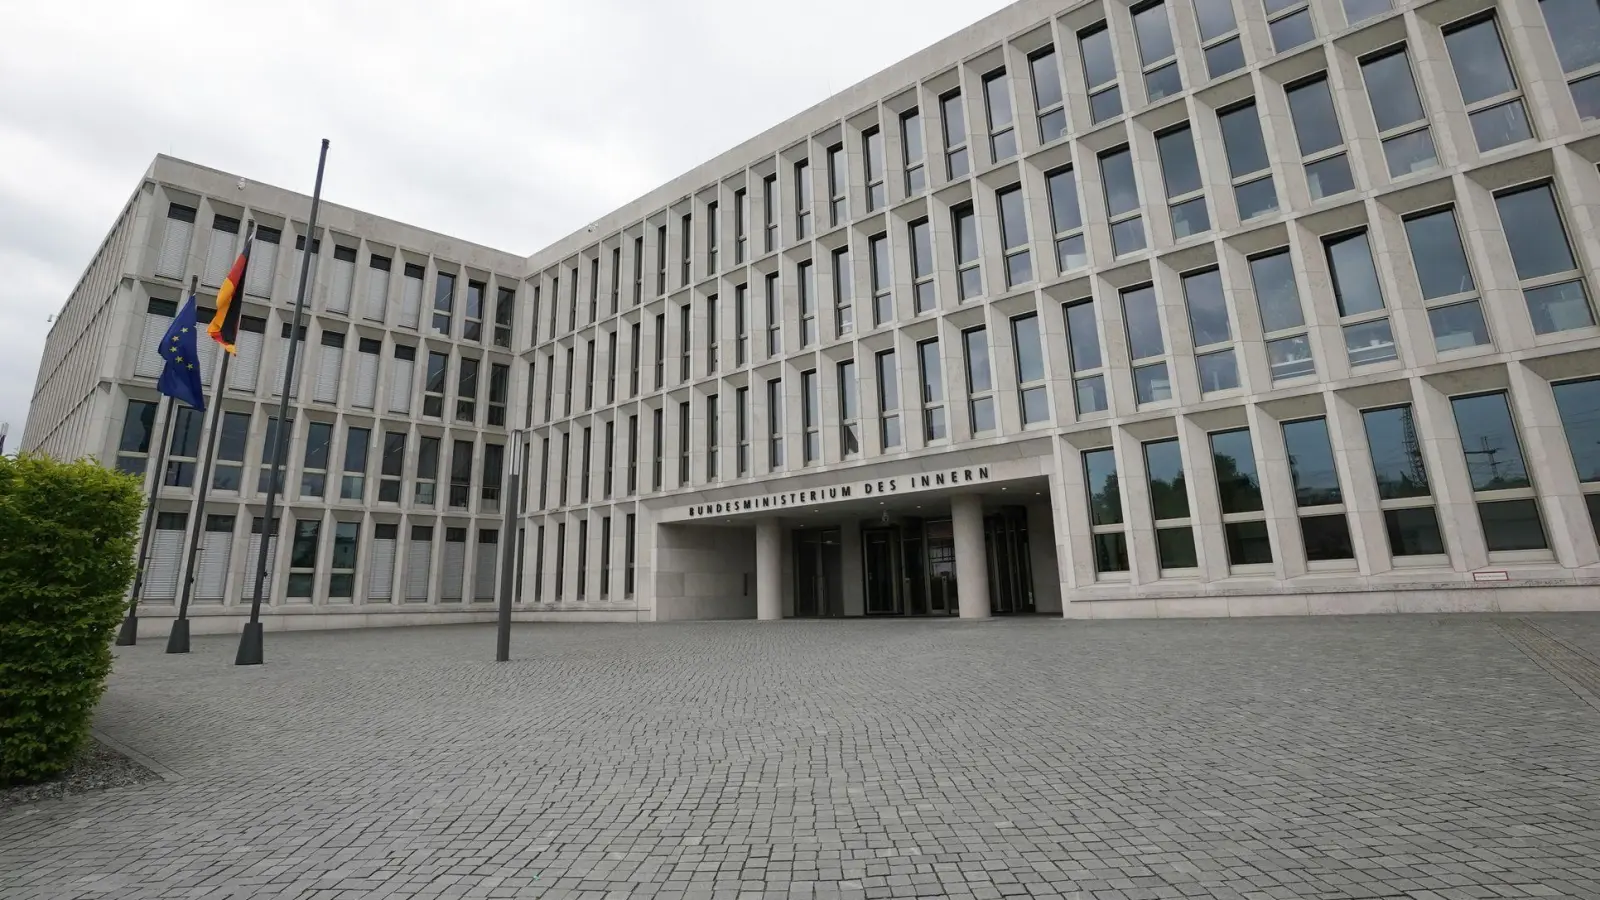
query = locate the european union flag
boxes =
[157,294,207,411]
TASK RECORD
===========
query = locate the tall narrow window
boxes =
[901,109,926,195]
[918,338,946,442]
[833,248,853,335]
[156,203,195,280]
[1122,284,1171,405]
[1360,47,1438,177]
[432,271,455,336]
[1403,207,1490,353]
[706,294,718,373]
[1535,0,1600,120]
[624,513,637,596]
[1084,448,1129,573]
[982,69,1016,162]
[1209,428,1272,566]
[1100,147,1146,256]
[707,200,719,274]
[1492,182,1594,334]
[735,283,749,366]
[1283,417,1355,563]
[537,437,550,510]
[1193,0,1245,79]
[340,426,369,501]
[734,189,748,264]
[1156,125,1210,240]
[213,411,251,490]
[1450,392,1547,552]
[802,369,821,464]
[1030,48,1068,143]
[826,144,848,227]
[765,273,782,357]
[329,522,358,599]
[1144,438,1198,570]
[953,204,982,301]
[633,235,644,305]
[600,516,612,599]
[706,393,719,480]
[654,313,666,388]
[563,346,575,416]
[1080,23,1122,124]
[1046,168,1087,273]
[869,234,892,327]
[838,360,860,457]
[1219,101,1277,219]
[795,159,813,240]
[863,128,885,212]
[464,279,485,342]
[1325,229,1398,367]
[656,224,668,295]
[1177,268,1235,395]
[456,356,479,423]
[679,303,691,382]
[768,378,785,468]
[450,439,472,510]
[1133,1,1182,102]
[558,431,571,506]
[1286,74,1355,201]
[483,442,504,509]
[554,522,566,597]
[678,401,690,484]
[579,427,592,503]
[287,518,319,599]
[763,173,779,252]
[1250,249,1315,382]
[627,414,639,494]
[799,261,817,347]
[416,435,439,507]
[493,286,514,349]
[736,386,751,475]
[300,421,333,499]
[941,90,969,179]
[1551,377,1600,541]
[1064,298,1108,414]
[680,213,692,286]
[1265,0,1316,54]
[910,218,936,313]
[1443,14,1532,152]
[1343,0,1391,24]
[1362,404,1446,558]
[605,331,617,403]
[997,185,1032,288]
[963,326,995,434]
[651,407,663,490]
[1011,313,1049,426]
[610,247,621,315]
[603,420,615,498]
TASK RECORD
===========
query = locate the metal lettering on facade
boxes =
[684,466,990,518]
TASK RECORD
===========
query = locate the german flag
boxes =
[208,228,253,354]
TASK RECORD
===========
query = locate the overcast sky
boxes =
[1,0,1015,451]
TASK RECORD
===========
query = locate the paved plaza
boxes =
[3,615,1600,900]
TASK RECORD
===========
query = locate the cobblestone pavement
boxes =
[4,614,1600,900]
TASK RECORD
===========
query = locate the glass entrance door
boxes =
[924,518,958,616]
[984,507,1035,615]
[793,527,843,617]
[862,527,901,615]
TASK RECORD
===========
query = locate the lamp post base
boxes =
[115,614,138,647]
[234,622,264,666]
[165,618,190,654]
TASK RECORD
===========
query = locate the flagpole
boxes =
[117,391,178,646]
[238,138,329,667]
[168,349,232,654]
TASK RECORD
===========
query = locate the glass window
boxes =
[941,91,969,179]
[1537,0,1600,119]
[918,338,946,442]
[954,204,982,301]
[910,219,936,313]
[1268,5,1315,54]
[1122,285,1165,361]
[1218,102,1277,219]
[963,327,996,433]
[1085,447,1129,574]
[1031,49,1069,143]
[1134,2,1182,101]
[1326,230,1385,318]
[1100,148,1146,256]
[1182,268,1231,348]
[902,109,927,194]
[1267,334,1315,382]
[1250,249,1303,334]
[1145,438,1197,569]
[983,69,1017,162]
[1046,167,1087,273]
[1443,15,1531,152]
[1494,183,1593,334]
[1284,418,1342,506]
[1012,313,1049,426]
[1451,392,1546,551]
[1197,350,1239,393]
[1361,47,1437,176]
[1211,428,1271,565]
[1158,125,1210,239]
[1363,405,1431,500]
[877,349,901,449]
[1080,24,1123,123]
[998,186,1032,288]
[1344,0,1390,23]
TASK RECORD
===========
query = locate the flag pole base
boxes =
[234,622,264,666]
[115,614,138,647]
[165,618,191,654]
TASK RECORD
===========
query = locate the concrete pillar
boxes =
[840,519,864,617]
[756,519,783,621]
[951,494,991,619]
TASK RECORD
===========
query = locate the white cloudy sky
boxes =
[1,0,1015,451]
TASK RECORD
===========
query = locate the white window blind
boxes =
[145,525,185,601]
[441,530,466,601]
[313,333,344,403]
[245,235,278,298]
[244,532,278,600]
[353,339,380,409]
[328,246,356,314]
[197,328,219,387]
[400,265,423,328]
[156,206,195,280]
[195,518,234,602]
[203,219,239,287]
[388,352,415,414]
[405,530,433,601]
[231,329,264,392]
[368,527,397,601]
[474,535,497,601]
[273,328,304,398]
[364,256,391,321]
[134,307,172,378]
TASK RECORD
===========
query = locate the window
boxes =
[870,235,896,325]
[734,284,749,366]
[963,326,996,434]
[833,248,853,335]
[625,513,637,597]
[765,273,782,357]
[627,415,639,494]
[424,351,447,418]
[610,247,622,315]
[341,426,369,501]
[288,518,320,599]
[877,349,902,449]
[456,356,479,423]
[156,203,195,280]
[679,304,691,382]
[1100,147,1146,256]
[633,235,644,305]
[795,160,812,239]
[997,185,1032,288]
[464,279,485,342]
[767,378,785,468]
[1156,125,1210,240]
[1285,74,1355,201]
[483,442,505,508]
[563,346,575,416]
[1133,1,1182,102]
[736,386,751,475]
[579,427,591,502]
[560,430,572,504]
[734,189,748,264]
[604,421,615,497]
[604,332,617,403]
[300,421,333,499]
[1450,392,1548,552]
[653,407,664,490]
[449,439,472,510]
[586,258,599,324]
[1443,14,1532,152]
[325,521,358,599]
[654,313,666,388]
[1084,448,1129,574]
[656,224,668,295]
[432,271,455,336]
[918,338,946,442]
[379,431,404,503]
[838,360,860,458]
[1250,249,1315,382]
[1403,207,1490,353]
[1011,313,1049,426]
[910,218,936,313]
[859,128,885,214]
[1343,0,1390,23]
[258,415,293,495]
[1265,0,1316,54]
[706,393,720,480]
[802,369,821,464]
[1493,182,1594,334]
[416,436,439,507]
[1325,230,1398,366]
[1045,168,1087,273]
[1536,0,1600,120]
[678,402,690,484]
[953,204,982,300]
[1080,23,1122,123]
[1030,48,1068,143]
[1183,268,1239,394]
[1064,299,1108,415]
[1144,439,1198,570]
[493,286,514,348]
[600,516,612,599]
[568,269,581,332]
[204,213,240,288]
[1122,285,1170,405]
[982,69,1017,162]
[554,522,566,597]
[1362,404,1446,558]
[901,109,926,194]
[763,174,779,252]
[162,406,203,488]
[1360,47,1438,177]
[1193,0,1245,79]
[530,282,543,345]
[1552,377,1600,541]
[630,321,641,396]
[213,411,250,490]
[1283,417,1356,563]
[115,399,158,476]
[1210,429,1273,566]
[707,200,719,274]
[827,144,848,227]
[799,260,817,347]
[1218,102,1277,219]
[941,90,969,179]
[537,437,550,509]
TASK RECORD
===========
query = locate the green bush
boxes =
[0,454,142,784]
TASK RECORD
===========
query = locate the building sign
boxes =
[681,466,992,519]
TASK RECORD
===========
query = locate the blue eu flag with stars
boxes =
[157,294,206,411]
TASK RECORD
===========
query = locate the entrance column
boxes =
[951,495,991,619]
[756,519,783,620]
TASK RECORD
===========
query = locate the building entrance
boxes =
[859,518,958,616]
[984,507,1035,615]
[793,527,843,617]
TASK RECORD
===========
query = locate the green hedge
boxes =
[0,454,142,785]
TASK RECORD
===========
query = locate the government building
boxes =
[22,0,1600,632]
